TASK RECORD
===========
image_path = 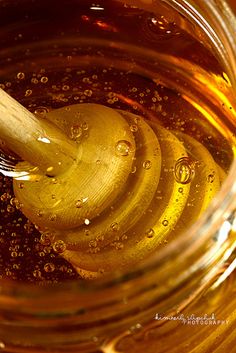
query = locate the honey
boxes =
[0,0,235,283]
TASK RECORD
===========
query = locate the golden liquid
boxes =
[0,0,235,282]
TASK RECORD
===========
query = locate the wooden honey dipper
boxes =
[0,88,221,279]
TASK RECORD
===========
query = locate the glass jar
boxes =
[0,0,235,352]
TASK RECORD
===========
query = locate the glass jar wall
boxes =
[0,0,235,352]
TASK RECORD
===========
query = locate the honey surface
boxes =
[0,0,235,282]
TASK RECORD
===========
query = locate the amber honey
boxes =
[0,0,235,283]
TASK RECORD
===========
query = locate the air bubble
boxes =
[34,106,49,117]
[60,265,68,272]
[111,222,119,232]
[130,124,138,132]
[25,89,32,97]
[11,251,18,257]
[174,157,195,184]
[143,160,152,170]
[162,219,169,227]
[17,72,25,80]
[75,199,83,208]
[53,240,66,254]
[207,172,215,183]
[62,85,70,91]
[49,214,57,222]
[40,233,51,246]
[43,246,52,254]
[82,122,89,130]
[44,262,55,273]
[84,89,93,97]
[33,269,42,278]
[116,140,132,156]
[0,342,6,350]
[37,210,44,217]
[40,76,48,83]
[131,166,137,174]
[7,205,14,213]
[70,124,82,140]
[145,228,155,238]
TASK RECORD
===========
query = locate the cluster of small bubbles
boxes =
[0,172,81,282]
[1,192,10,202]
[145,228,155,238]
[53,240,66,254]
[88,242,100,254]
[70,124,83,140]
[24,220,34,233]
[96,235,105,243]
[174,157,195,184]
[16,72,25,80]
[10,197,22,209]
[31,77,39,84]
[44,262,55,273]
[162,219,169,227]
[115,140,132,156]
[146,15,180,38]
[110,241,124,250]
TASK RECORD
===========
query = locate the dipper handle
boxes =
[0,88,77,176]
